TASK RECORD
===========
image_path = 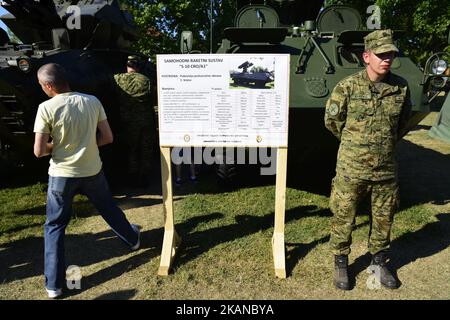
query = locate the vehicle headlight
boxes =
[430,77,446,89]
[17,58,31,73]
[431,59,447,75]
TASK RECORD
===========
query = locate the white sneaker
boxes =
[46,288,62,299]
[130,224,140,251]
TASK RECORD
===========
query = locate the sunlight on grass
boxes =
[0,183,98,242]
[0,170,449,299]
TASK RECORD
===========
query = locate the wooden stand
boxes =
[273,147,287,278]
[158,147,181,276]
[157,146,288,278]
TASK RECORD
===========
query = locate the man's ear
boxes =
[362,51,370,64]
[45,82,54,92]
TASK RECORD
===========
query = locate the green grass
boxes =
[0,175,449,300]
[1,113,450,299]
[0,182,97,242]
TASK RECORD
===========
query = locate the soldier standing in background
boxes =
[114,55,156,188]
[324,30,412,290]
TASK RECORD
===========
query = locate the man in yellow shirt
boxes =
[34,63,140,299]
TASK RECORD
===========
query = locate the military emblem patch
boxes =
[304,77,329,98]
[328,103,339,116]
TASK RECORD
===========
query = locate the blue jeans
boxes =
[44,170,138,290]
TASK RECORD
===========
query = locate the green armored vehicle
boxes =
[425,38,450,143]
[0,0,153,175]
[191,0,449,183]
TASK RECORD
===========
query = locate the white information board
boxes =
[157,54,290,147]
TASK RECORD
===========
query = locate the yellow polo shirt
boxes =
[33,92,107,177]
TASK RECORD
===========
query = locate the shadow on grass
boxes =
[93,289,138,300]
[0,229,162,286]
[350,213,450,287]
[284,220,371,278]
[63,248,157,299]
[0,212,221,298]
[0,223,43,237]
[391,213,450,270]
[285,235,330,276]
[13,196,163,218]
[172,205,331,274]
[397,139,450,208]
[67,213,223,298]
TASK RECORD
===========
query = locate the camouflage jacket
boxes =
[113,72,154,125]
[324,69,412,181]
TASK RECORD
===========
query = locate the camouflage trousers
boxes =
[123,122,155,177]
[329,174,399,256]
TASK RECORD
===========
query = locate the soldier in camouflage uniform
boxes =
[114,55,156,187]
[324,30,412,290]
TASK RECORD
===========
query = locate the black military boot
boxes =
[370,251,398,289]
[334,255,350,290]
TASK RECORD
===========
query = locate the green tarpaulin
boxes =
[429,93,450,144]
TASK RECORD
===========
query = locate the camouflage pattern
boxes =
[325,66,411,256]
[127,55,141,63]
[126,55,143,70]
[113,71,155,177]
[329,175,399,255]
[364,29,398,54]
[325,69,412,181]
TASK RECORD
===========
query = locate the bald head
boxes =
[37,63,70,96]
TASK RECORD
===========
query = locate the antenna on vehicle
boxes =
[210,0,213,53]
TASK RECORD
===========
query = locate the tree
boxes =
[377,0,449,66]
[125,0,449,67]
[6,28,21,44]
[326,0,450,66]
[122,0,237,59]
[250,66,269,73]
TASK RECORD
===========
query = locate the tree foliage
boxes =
[122,0,237,59]
[126,0,449,67]
[250,66,269,73]
[6,29,21,44]
[326,0,450,66]
[377,0,450,65]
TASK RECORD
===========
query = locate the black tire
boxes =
[255,80,265,88]
[215,148,237,186]
[216,163,237,188]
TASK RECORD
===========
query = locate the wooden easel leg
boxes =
[158,147,182,276]
[273,147,287,278]
[158,229,181,276]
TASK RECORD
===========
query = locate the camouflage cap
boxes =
[127,55,141,62]
[364,29,399,54]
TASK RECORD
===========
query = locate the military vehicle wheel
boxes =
[216,163,237,185]
[255,81,266,88]
[215,148,237,185]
